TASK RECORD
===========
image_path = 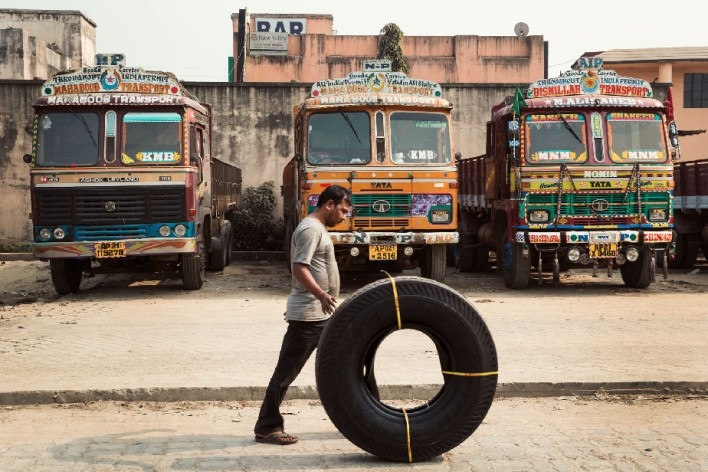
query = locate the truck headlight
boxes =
[648,208,667,222]
[528,210,550,223]
[39,227,52,240]
[158,225,171,237]
[53,227,66,240]
[174,224,187,237]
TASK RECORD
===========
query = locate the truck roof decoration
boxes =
[308,71,449,108]
[528,58,653,99]
[41,66,193,99]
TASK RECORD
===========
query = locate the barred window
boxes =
[684,73,708,108]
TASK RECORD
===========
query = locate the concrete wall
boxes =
[235,12,546,84]
[0,9,96,80]
[0,80,516,242]
[0,80,41,242]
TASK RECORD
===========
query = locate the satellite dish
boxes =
[514,22,529,37]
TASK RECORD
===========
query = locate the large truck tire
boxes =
[209,232,225,272]
[50,259,83,295]
[223,221,234,266]
[420,244,446,282]
[181,242,205,290]
[620,251,652,288]
[315,276,498,462]
[667,232,699,269]
[498,228,530,289]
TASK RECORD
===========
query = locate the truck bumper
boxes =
[330,231,459,245]
[32,238,197,259]
[516,230,673,245]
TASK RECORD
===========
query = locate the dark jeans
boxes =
[254,319,328,436]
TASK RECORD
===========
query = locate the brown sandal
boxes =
[255,431,298,445]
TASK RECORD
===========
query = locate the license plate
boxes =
[94,241,126,258]
[589,243,617,259]
[369,244,397,261]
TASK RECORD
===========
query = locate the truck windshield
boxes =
[307,111,371,165]
[390,112,451,164]
[607,113,667,163]
[121,112,183,165]
[524,113,587,164]
[35,112,99,166]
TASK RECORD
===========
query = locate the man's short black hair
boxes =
[317,185,351,207]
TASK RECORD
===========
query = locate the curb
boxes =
[0,253,34,261]
[1,382,706,406]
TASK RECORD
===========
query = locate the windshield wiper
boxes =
[339,110,361,144]
[69,109,97,148]
[552,107,583,145]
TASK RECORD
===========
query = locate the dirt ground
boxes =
[1,254,706,308]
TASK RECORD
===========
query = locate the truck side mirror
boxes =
[668,121,679,148]
[190,153,202,166]
[23,154,33,164]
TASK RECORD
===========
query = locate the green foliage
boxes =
[0,240,31,253]
[377,23,410,74]
[231,182,284,251]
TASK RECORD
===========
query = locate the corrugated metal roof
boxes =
[597,47,708,63]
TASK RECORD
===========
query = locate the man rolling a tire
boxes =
[254,185,351,445]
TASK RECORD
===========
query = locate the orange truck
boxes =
[457,57,677,288]
[282,61,458,281]
[24,54,241,294]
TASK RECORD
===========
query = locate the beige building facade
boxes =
[231,10,547,84]
[590,47,708,162]
[0,9,96,80]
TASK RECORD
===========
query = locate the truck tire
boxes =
[181,242,205,290]
[209,233,225,272]
[223,222,233,266]
[315,276,498,462]
[50,259,83,295]
[498,228,530,289]
[420,245,446,282]
[620,251,652,288]
[668,232,699,269]
[457,234,475,272]
[459,238,490,272]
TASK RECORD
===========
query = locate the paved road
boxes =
[1,261,707,403]
[0,260,707,470]
[1,396,706,471]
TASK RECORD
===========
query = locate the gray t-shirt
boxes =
[286,216,340,321]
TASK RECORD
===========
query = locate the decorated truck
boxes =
[671,158,708,267]
[24,54,241,294]
[457,57,677,288]
[282,61,458,282]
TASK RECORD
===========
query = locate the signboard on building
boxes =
[249,32,289,56]
[254,17,306,34]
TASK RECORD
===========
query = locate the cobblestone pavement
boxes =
[0,395,706,471]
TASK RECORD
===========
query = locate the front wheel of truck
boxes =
[50,259,83,295]
[420,244,447,282]
[181,242,205,290]
[498,228,530,289]
[620,251,652,288]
